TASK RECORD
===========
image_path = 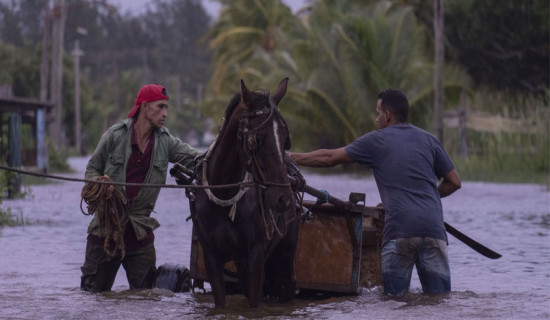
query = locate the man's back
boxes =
[345,124,454,244]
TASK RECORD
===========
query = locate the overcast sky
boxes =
[109,0,308,18]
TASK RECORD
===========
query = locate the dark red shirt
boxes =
[126,124,155,202]
[88,124,155,252]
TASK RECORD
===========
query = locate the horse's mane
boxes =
[223,92,242,123]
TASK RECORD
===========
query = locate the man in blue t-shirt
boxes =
[289,89,461,296]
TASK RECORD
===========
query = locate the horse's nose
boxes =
[278,195,291,211]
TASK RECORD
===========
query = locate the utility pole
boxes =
[49,0,66,148]
[433,0,444,142]
[72,27,87,154]
[39,0,52,171]
[72,38,83,154]
[40,1,51,103]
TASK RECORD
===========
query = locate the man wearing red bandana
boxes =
[80,84,201,292]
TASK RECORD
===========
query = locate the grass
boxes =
[444,88,549,186]
[0,145,72,228]
[0,208,33,227]
[454,155,550,185]
[448,128,549,185]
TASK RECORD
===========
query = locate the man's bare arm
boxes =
[289,147,353,167]
[438,169,461,198]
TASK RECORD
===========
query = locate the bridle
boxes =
[237,101,294,239]
[200,99,292,223]
[238,101,291,188]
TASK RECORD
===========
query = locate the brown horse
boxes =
[193,78,299,308]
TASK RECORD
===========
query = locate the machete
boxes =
[443,222,501,259]
[289,177,502,259]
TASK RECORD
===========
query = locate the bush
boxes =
[48,142,71,173]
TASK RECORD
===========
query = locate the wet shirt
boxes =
[126,124,155,202]
[88,125,157,251]
[85,118,202,241]
[124,124,156,250]
[344,124,454,245]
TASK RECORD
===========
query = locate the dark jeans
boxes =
[381,237,451,296]
[80,240,157,292]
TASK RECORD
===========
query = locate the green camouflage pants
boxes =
[80,240,157,292]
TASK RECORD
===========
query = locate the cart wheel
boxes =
[155,263,192,293]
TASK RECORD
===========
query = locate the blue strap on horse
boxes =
[300,189,330,222]
[318,189,329,204]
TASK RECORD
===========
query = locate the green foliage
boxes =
[0,178,33,227]
[445,0,549,93]
[448,89,549,184]
[455,154,550,185]
[0,41,15,84]
[0,208,14,227]
[0,170,37,226]
[296,1,436,147]
[0,0,547,185]
[0,0,213,158]
[0,160,7,206]
[203,0,471,149]
[11,41,41,98]
[199,0,302,148]
[203,0,296,95]
[48,141,71,173]
[0,0,43,46]
[0,40,42,97]
[0,208,36,227]
[0,160,14,226]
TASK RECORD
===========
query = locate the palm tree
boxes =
[290,1,471,148]
[203,0,471,149]
[201,0,299,115]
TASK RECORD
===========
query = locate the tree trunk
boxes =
[433,0,444,142]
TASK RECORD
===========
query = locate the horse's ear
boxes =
[240,79,253,108]
[271,78,289,105]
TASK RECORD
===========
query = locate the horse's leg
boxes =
[264,222,299,301]
[203,249,226,308]
[246,243,265,307]
[235,260,250,298]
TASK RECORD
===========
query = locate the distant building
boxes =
[0,86,53,197]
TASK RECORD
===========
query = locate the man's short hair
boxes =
[378,89,409,123]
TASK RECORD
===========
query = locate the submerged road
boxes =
[0,156,548,319]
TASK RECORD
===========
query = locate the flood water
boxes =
[1,156,549,319]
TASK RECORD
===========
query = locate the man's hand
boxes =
[98,174,115,198]
[438,169,461,198]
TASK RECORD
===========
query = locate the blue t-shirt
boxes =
[345,124,454,245]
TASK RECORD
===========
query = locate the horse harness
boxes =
[189,102,297,241]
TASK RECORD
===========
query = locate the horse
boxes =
[192,78,299,308]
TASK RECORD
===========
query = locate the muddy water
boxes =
[1,156,549,319]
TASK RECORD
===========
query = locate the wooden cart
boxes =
[189,192,385,294]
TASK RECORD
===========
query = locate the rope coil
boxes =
[80,175,128,260]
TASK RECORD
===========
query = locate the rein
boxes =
[199,102,292,229]
[200,139,254,221]
[0,164,251,190]
[240,103,291,188]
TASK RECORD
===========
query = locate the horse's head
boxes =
[237,78,293,212]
